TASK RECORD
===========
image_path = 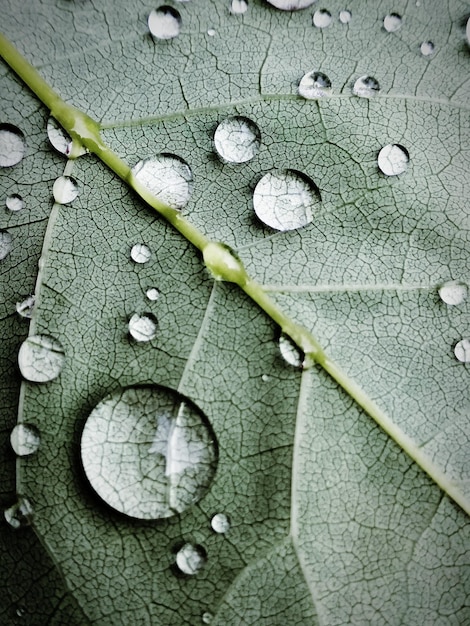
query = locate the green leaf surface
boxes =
[1,0,469,624]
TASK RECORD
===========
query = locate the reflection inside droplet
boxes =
[130,243,151,264]
[339,9,351,23]
[18,334,65,383]
[4,496,34,529]
[383,13,402,32]
[0,124,26,167]
[53,176,79,204]
[298,70,332,99]
[146,287,161,301]
[148,6,182,40]
[454,339,470,363]
[16,295,35,319]
[438,281,467,306]
[132,154,193,209]
[0,229,13,260]
[214,116,261,163]
[10,423,41,456]
[313,8,332,27]
[230,0,248,14]
[211,512,231,533]
[352,75,380,97]
[377,144,409,176]
[420,41,435,56]
[279,333,304,368]
[6,193,24,212]
[128,313,157,342]
[175,543,207,575]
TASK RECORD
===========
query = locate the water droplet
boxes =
[339,9,352,24]
[18,335,65,383]
[52,176,79,204]
[211,512,231,533]
[313,9,332,28]
[207,28,216,36]
[10,424,41,456]
[266,0,316,9]
[47,116,72,156]
[0,124,26,167]
[146,287,160,301]
[352,75,380,98]
[132,154,193,209]
[230,0,248,14]
[202,612,214,624]
[16,607,26,618]
[81,386,218,519]
[4,496,34,529]
[298,70,332,99]
[213,116,261,163]
[148,6,182,40]
[175,543,207,575]
[438,281,467,306]
[261,374,270,382]
[6,193,24,212]
[377,144,409,176]
[454,339,470,363]
[128,313,157,342]
[383,13,402,32]
[279,333,304,368]
[420,41,435,56]
[16,295,35,319]
[253,169,321,231]
[130,243,151,264]
[467,17,470,47]
[0,229,13,260]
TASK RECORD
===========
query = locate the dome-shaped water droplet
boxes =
[16,295,35,319]
[454,339,470,363]
[298,71,332,99]
[175,543,207,575]
[148,6,182,40]
[377,144,409,176]
[202,612,214,624]
[10,424,41,456]
[132,154,193,209]
[279,333,304,368]
[261,374,270,382]
[253,169,321,231]
[18,335,65,383]
[130,243,151,264]
[230,0,248,14]
[128,312,157,342]
[6,193,24,212]
[266,0,316,9]
[16,607,26,618]
[207,28,216,36]
[420,41,435,56]
[438,281,467,306]
[146,287,160,301]
[352,75,380,98]
[52,176,79,204]
[81,386,218,519]
[211,512,231,533]
[213,116,261,163]
[0,124,26,167]
[313,9,332,28]
[339,9,352,24]
[4,496,34,529]
[0,229,13,260]
[383,13,402,32]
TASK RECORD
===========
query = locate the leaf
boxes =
[1,1,469,624]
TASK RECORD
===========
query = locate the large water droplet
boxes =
[130,243,151,264]
[339,9,352,24]
[132,154,193,209]
[266,0,316,9]
[377,144,409,176]
[52,176,79,204]
[383,13,402,32]
[175,543,207,575]
[6,193,24,212]
[148,6,182,39]
[298,71,332,99]
[213,116,261,163]
[4,497,34,529]
[10,424,41,456]
[438,281,467,306]
[352,75,380,98]
[146,287,161,301]
[128,313,158,342]
[211,512,231,533]
[46,116,88,157]
[18,335,65,383]
[0,124,26,167]
[313,9,332,28]
[279,333,304,368]
[81,386,218,519]
[420,41,435,56]
[454,339,470,363]
[16,295,36,319]
[253,169,321,231]
[0,229,13,260]
[230,0,248,14]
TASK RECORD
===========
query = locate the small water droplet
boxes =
[420,41,435,56]
[202,612,214,624]
[130,243,151,264]
[339,9,352,24]
[279,333,304,368]
[266,0,316,9]
[438,281,467,306]
[383,13,402,32]
[18,335,65,383]
[261,374,270,382]
[52,176,79,204]
[207,28,216,36]
[132,154,193,209]
[467,17,470,47]
[230,0,248,14]
[6,193,24,212]
[298,70,332,99]
[0,124,26,167]
[175,543,207,575]
[213,116,261,163]
[16,295,35,319]
[0,229,13,260]
[146,287,161,301]
[352,75,380,98]
[4,496,34,529]
[313,9,332,28]
[148,6,182,40]
[211,512,231,533]
[454,339,470,363]
[377,144,409,176]
[10,424,41,456]
[81,386,218,519]
[16,607,26,618]
[128,313,157,342]
[253,169,321,231]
